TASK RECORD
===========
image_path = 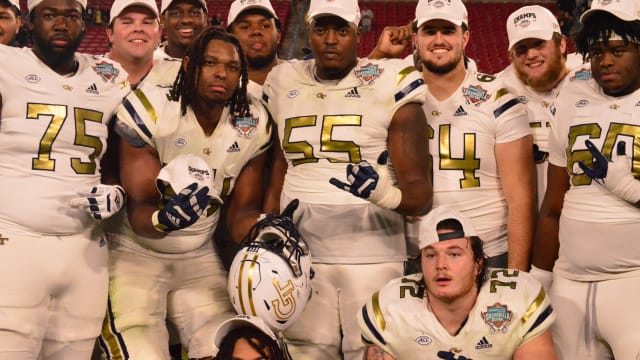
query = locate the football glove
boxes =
[578,140,640,203]
[152,182,212,232]
[70,184,126,220]
[329,151,402,210]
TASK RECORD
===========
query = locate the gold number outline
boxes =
[283,115,363,166]
[434,124,481,189]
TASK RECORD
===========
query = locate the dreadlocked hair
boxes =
[575,11,640,62]
[214,327,286,360]
[170,27,251,118]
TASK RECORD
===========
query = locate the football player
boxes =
[498,5,573,214]
[411,0,535,270]
[0,0,21,45]
[105,0,161,87]
[534,0,640,358]
[226,0,282,98]
[143,0,207,87]
[214,316,287,360]
[0,0,130,357]
[98,28,271,359]
[262,0,432,358]
[358,207,557,359]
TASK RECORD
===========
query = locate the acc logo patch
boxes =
[287,89,300,98]
[92,61,120,83]
[482,303,513,333]
[575,99,589,107]
[25,74,41,83]
[570,68,592,81]
[462,85,490,106]
[233,115,258,137]
[354,63,383,85]
[175,137,187,147]
[414,335,432,346]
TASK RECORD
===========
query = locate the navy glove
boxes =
[152,182,212,232]
[329,151,401,209]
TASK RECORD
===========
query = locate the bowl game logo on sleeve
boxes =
[92,61,120,83]
[354,63,383,85]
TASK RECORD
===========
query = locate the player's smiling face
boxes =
[190,39,242,106]
[230,11,281,70]
[308,15,359,80]
[421,236,480,304]
[0,2,21,45]
[107,6,160,61]
[589,40,640,97]
[162,0,206,50]
[414,19,468,75]
[510,36,567,92]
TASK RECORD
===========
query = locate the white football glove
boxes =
[579,140,640,203]
[70,184,126,220]
[329,151,402,210]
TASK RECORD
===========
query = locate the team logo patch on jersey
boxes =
[354,63,383,85]
[474,336,493,351]
[25,74,40,83]
[570,68,592,81]
[517,95,528,104]
[462,85,490,106]
[287,89,300,98]
[92,61,120,83]
[0,234,8,245]
[233,115,258,137]
[414,335,432,346]
[482,303,513,333]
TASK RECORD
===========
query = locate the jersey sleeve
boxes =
[116,83,168,147]
[357,290,394,355]
[515,271,556,345]
[490,77,531,144]
[388,59,426,114]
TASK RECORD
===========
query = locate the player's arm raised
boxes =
[227,150,269,244]
[368,23,413,60]
[387,102,433,216]
[496,134,537,271]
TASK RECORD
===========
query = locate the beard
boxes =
[247,46,278,70]
[422,51,463,75]
[515,51,566,92]
[32,32,84,66]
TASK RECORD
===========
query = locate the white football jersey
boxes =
[142,47,182,88]
[263,58,426,205]
[112,81,271,254]
[426,69,530,256]
[548,66,640,280]
[358,269,555,360]
[263,58,426,263]
[0,46,129,234]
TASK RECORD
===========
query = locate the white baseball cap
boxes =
[160,0,207,15]
[306,0,360,26]
[227,0,278,26]
[110,0,159,25]
[580,0,640,23]
[214,315,277,348]
[417,207,478,249]
[507,5,561,50]
[156,154,219,201]
[6,0,20,11]
[415,0,468,28]
[28,0,87,12]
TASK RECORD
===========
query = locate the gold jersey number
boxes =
[27,103,104,174]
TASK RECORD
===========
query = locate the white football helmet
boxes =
[228,200,312,332]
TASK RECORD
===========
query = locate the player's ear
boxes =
[183,56,190,72]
